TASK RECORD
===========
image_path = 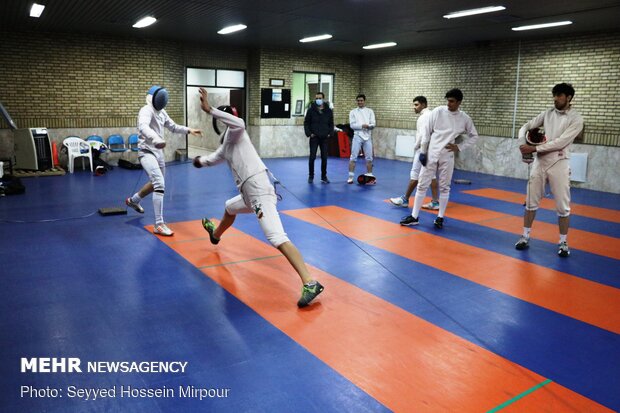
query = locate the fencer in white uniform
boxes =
[193,88,324,308]
[401,88,478,229]
[125,86,201,236]
[389,96,439,209]
[515,83,584,257]
[348,94,376,183]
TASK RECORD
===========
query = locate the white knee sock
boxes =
[153,192,164,225]
[438,194,449,217]
[412,191,426,218]
[131,194,142,204]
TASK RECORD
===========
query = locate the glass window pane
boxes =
[319,74,333,103]
[217,70,245,88]
[187,68,215,86]
[291,73,306,116]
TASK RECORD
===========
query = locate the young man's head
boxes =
[213,105,239,138]
[552,83,575,111]
[356,94,366,108]
[315,92,325,106]
[445,88,463,112]
[412,96,427,114]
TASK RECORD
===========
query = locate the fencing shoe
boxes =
[433,216,444,229]
[558,241,570,257]
[515,236,530,250]
[154,223,174,236]
[201,218,220,245]
[126,197,144,213]
[297,281,324,308]
[400,215,419,226]
[390,195,408,207]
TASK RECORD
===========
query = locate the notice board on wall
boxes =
[260,88,291,118]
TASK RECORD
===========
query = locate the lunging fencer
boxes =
[400,88,479,229]
[125,86,202,236]
[515,83,584,257]
[193,88,324,308]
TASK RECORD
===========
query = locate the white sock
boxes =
[131,194,142,204]
[523,227,531,238]
[153,192,164,225]
[412,190,426,219]
[348,172,354,178]
[559,234,567,243]
[438,194,449,217]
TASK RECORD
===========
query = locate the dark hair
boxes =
[413,96,427,105]
[552,83,575,98]
[445,88,463,101]
[213,105,238,135]
[356,94,366,101]
[315,92,325,98]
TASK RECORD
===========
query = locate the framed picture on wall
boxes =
[269,78,285,87]
[294,99,304,115]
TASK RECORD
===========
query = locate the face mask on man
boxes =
[315,99,323,106]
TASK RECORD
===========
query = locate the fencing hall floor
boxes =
[1,156,618,412]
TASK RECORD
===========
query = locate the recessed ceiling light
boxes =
[299,34,332,43]
[133,16,157,29]
[443,6,506,19]
[218,24,247,35]
[512,21,572,31]
[363,42,397,50]
[30,3,45,18]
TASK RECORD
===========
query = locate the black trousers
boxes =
[308,135,329,178]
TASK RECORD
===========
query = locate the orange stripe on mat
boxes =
[283,207,620,335]
[463,188,620,223]
[383,198,620,260]
[149,220,612,413]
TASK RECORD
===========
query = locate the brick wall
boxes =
[250,48,361,126]
[1,29,618,149]
[361,32,620,146]
[0,31,250,130]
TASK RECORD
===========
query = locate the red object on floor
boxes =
[337,132,350,158]
[51,141,59,166]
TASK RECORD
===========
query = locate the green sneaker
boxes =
[201,218,220,245]
[297,281,324,308]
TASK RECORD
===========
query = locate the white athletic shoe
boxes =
[154,223,174,236]
[126,197,144,213]
[390,196,408,207]
[422,201,440,210]
[347,177,354,184]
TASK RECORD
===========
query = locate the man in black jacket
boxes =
[304,92,334,183]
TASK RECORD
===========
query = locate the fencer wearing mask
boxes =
[193,87,324,308]
[125,86,202,236]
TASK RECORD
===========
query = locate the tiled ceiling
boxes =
[1,0,619,54]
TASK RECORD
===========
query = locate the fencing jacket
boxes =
[349,107,376,141]
[414,107,431,151]
[518,106,584,169]
[138,94,190,154]
[420,106,479,162]
[198,108,267,189]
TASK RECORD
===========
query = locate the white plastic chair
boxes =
[63,137,93,173]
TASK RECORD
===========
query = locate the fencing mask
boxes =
[213,105,239,137]
[357,174,377,185]
[148,86,169,111]
[522,127,547,163]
